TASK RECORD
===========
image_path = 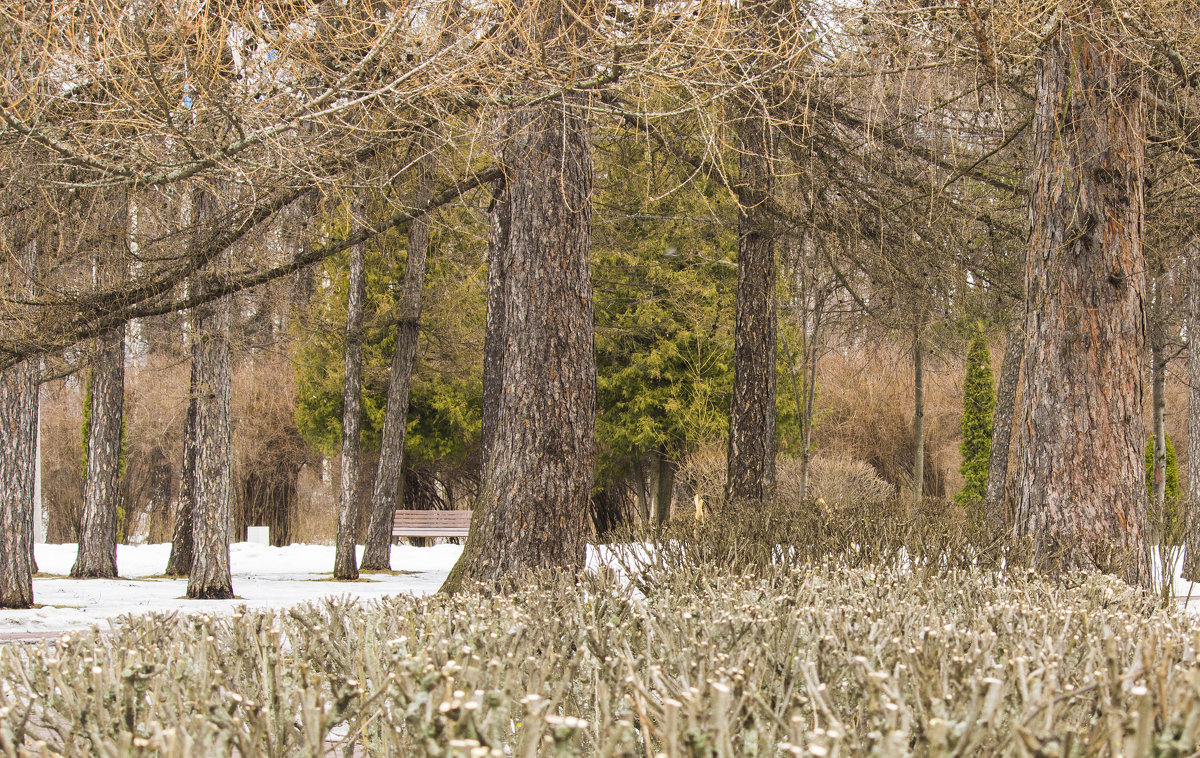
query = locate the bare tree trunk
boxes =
[1014,9,1151,587]
[1185,236,1200,580]
[333,231,367,581]
[984,319,1023,525]
[653,450,676,525]
[726,110,777,504]
[912,321,925,501]
[480,178,510,467]
[71,325,125,578]
[1150,273,1167,515]
[442,91,594,591]
[73,196,128,578]
[166,356,199,576]
[186,287,233,599]
[799,308,821,500]
[0,238,38,608]
[361,148,436,571]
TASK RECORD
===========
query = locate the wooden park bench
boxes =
[392,509,472,540]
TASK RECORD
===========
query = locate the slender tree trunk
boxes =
[361,148,436,571]
[0,238,38,608]
[1013,8,1152,587]
[166,356,199,576]
[480,178,510,467]
[186,287,233,599]
[653,451,676,525]
[912,322,925,501]
[799,309,821,500]
[1150,272,1167,518]
[71,325,125,578]
[333,231,367,581]
[442,92,594,591]
[1185,236,1200,580]
[984,319,1023,526]
[726,109,777,504]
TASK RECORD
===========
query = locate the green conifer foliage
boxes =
[1145,434,1181,536]
[956,329,994,507]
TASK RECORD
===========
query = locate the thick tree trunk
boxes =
[1185,237,1200,580]
[442,94,595,591]
[912,322,925,501]
[0,238,38,608]
[480,178,510,467]
[73,197,128,578]
[1013,10,1151,587]
[333,235,367,581]
[166,355,199,576]
[362,149,436,571]
[984,319,1023,525]
[71,325,125,578]
[186,289,234,599]
[726,111,777,504]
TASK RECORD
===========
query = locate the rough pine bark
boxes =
[0,238,38,608]
[726,110,777,504]
[186,290,234,599]
[165,356,199,576]
[71,325,125,578]
[361,150,436,571]
[984,320,1023,525]
[480,178,510,466]
[1013,9,1152,586]
[333,235,367,581]
[442,95,594,591]
[1185,237,1200,580]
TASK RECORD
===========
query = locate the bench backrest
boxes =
[392,509,472,537]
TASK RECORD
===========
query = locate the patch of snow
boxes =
[0,542,465,636]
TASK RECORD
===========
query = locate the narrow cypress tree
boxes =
[956,329,994,507]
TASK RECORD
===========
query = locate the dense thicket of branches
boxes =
[3,0,1200,600]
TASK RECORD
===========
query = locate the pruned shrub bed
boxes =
[0,557,1196,757]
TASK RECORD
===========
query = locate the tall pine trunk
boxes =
[0,237,38,608]
[912,321,926,501]
[361,149,436,571]
[73,198,128,578]
[1013,8,1151,586]
[1185,236,1200,580]
[726,110,777,504]
[442,92,595,591]
[333,233,367,581]
[71,325,125,578]
[1149,273,1167,517]
[984,319,1023,525]
[186,286,233,599]
[166,356,199,576]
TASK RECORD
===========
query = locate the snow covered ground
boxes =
[2,541,1198,638]
[0,542,465,637]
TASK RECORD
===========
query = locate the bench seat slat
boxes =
[392,509,473,538]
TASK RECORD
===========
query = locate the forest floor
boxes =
[0,542,465,638]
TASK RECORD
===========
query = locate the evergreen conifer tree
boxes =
[956,329,994,507]
[1145,434,1181,537]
